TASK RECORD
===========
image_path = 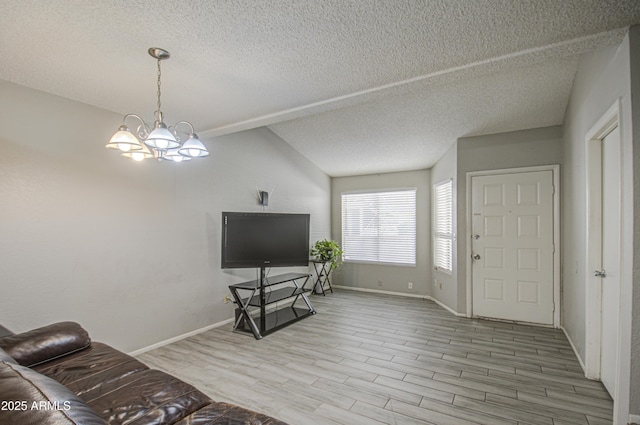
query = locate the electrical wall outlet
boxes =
[408,282,413,289]
[439,281,443,289]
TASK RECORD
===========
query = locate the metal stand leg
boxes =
[323,262,333,294]
[312,261,333,295]
[229,287,263,339]
[293,276,316,314]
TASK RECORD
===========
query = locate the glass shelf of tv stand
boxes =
[239,286,309,307]
[229,272,311,290]
[230,273,312,306]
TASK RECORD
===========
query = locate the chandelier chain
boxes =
[156,58,162,117]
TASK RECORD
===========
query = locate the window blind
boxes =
[434,179,453,272]
[341,189,416,266]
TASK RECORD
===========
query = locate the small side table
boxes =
[311,260,333,295]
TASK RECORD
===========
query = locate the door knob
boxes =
[594,270,606,278]
[473,254,481,260]
[473,234,480,240]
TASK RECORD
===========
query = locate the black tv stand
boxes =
[228,267,315,339]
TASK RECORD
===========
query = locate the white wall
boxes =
[331,170,431,296]
[0,80,331,353]
[430,142,457,311]
[455,126,563,313]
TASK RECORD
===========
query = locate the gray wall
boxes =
[430,142,458,311]
[331,170,431,296]
[0,80,331,353]
[455,126,563,313]
[562,28,639,417]
[561,36,632,365]
[629,24,640,417]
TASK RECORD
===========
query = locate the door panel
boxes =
[471,171,554,325]
[600,126,621,396]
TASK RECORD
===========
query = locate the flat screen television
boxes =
[221,212,310,269]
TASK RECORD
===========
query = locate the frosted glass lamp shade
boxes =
[105,126,143,152]
[178,134,209,157]
[122,143,153,161]
[165,148,192,162]
[145,122,179,150]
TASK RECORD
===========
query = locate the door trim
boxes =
[584,98,635,424]
[465,164,560,327]
[584,100,620,383]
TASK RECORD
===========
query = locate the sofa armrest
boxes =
[0,347,16,364]
[0,360,108,424]
[0,322,91,367]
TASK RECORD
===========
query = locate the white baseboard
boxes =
[333,285,465,317]
[128,317,234,356]
[560,325,587,375]
[429,296,466,317]
[333,285,427,299]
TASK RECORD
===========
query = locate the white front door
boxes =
[600,125,621,396]
[471,170,554,325]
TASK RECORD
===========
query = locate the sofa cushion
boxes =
[33,342,149,398]
[0,360,107,425]
[175,402,289,425]
[0,322,90,367]
[86,369,211,425]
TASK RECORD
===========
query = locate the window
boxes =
[341,189,416,266]
[434,179,453,273]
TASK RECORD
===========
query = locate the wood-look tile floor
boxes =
[137,290,613,425]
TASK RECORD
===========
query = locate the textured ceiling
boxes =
[1,1,639,176]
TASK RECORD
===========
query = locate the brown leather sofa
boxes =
[0,322,287,425]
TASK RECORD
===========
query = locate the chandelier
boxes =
[105,48,209,162]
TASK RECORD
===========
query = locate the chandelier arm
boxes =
[135,124,148,140]
[121,114,151,138]
[165,123,180,143]
[173,121,196,138]
[167,122,196,145]
[122,113,145,126]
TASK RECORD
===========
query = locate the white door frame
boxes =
[465,164,560,327]
[584,99,631,424]
[584,101,619,380]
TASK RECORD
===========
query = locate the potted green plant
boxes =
[310,239,343,270]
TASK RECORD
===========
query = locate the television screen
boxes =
[221,212,310,269]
